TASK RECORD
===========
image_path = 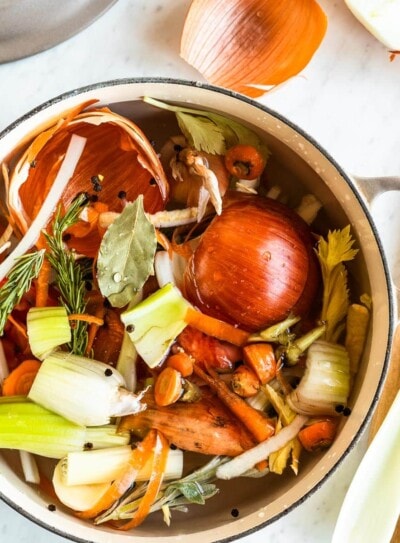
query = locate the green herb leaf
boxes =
[0,250,45,335]
[44,194,89,356]
[166,481,219,505]
[97,196,157,308]
[316,225,359,342]
[144,96,270,159]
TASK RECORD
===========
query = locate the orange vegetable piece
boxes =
[77,430,157,520]
[177,326,241,373]
[243,343,277,384]
[2,359,41,396]
[166,352,194,377]
[193,364,275,443]
[119,388,256,456]
[184,306,249,347]
[224,144,266,180]
[154,367,183,407]
[298,418,338,452]
[231,365,260,398]
[118,431,169,530]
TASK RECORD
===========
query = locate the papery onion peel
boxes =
[6,105,169,257]
[180,0,328,97]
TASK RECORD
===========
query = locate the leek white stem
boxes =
[60,445,183,486]
[19,450,40,484]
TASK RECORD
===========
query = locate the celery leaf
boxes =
[316,226,358,342]
[144,96,270,159]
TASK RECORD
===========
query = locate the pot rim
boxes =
[0,77,396,542]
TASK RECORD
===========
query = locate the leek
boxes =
[28,351,146,426]
[0,396,129,458]
[27,306,71,360]
[121,283,191,368]
[332,390,400,543]
[288,340,351,416]
[59,445,183,486]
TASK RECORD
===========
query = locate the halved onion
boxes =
[180,0,328,97]
[6,105,169,257]
[183,193,320,332]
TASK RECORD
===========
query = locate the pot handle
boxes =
[351,175,400,206]
[352,175,400,324]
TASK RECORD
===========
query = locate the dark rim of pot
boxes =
[0,77,395,543]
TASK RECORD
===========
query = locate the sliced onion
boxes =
[216,414,308,480]
[181,0,327,97]
[0,134,86,282]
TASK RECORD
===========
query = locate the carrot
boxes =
[35,257,52,308]
[118,431,169,530]
[77,430,157,520]
[177,326,241,373]
[68,314,104,326]
[6,314,28,339]
[166,351,194,377]
[184,306,249,347]
[193,364,275,443]
[119,389,256,456]
[231,365,260,398]
[2,359,41,396]
[154,367,183,407]
[224,144,266,180]
[243,343,277,385]
[298,418,338,452]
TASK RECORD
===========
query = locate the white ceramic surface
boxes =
[0,1,400,542]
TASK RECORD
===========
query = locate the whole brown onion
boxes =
[183,193,320,332]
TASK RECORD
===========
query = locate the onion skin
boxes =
[184,193,320,332]
[160,137,230,207]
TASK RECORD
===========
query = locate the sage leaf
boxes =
[97,196,156,308]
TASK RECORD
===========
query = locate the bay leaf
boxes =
[97,196,156,308]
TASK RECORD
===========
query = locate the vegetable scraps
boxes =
[180,0,328,97]
[0,98,370,532]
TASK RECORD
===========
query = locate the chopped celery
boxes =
[27,306,71,360]
[60,445,183,486]
[0,396,129,458]
[28,351,145,426]
[288,340,351,416]
[121,283,192,368]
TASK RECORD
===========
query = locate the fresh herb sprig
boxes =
[43,194,89,355]
[96,455,228,526]
[0,250,45,334]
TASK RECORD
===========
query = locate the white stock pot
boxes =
[0,78,397,543]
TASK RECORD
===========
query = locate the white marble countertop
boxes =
[0,1,400,542]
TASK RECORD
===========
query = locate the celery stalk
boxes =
[121,283,191,368]
[27,306,71,360]
[0,397,129,458]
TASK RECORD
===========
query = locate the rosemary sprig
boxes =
[0,250,45,334]
[43,194,89,355]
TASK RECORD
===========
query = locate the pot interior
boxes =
[0,80,392,543]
